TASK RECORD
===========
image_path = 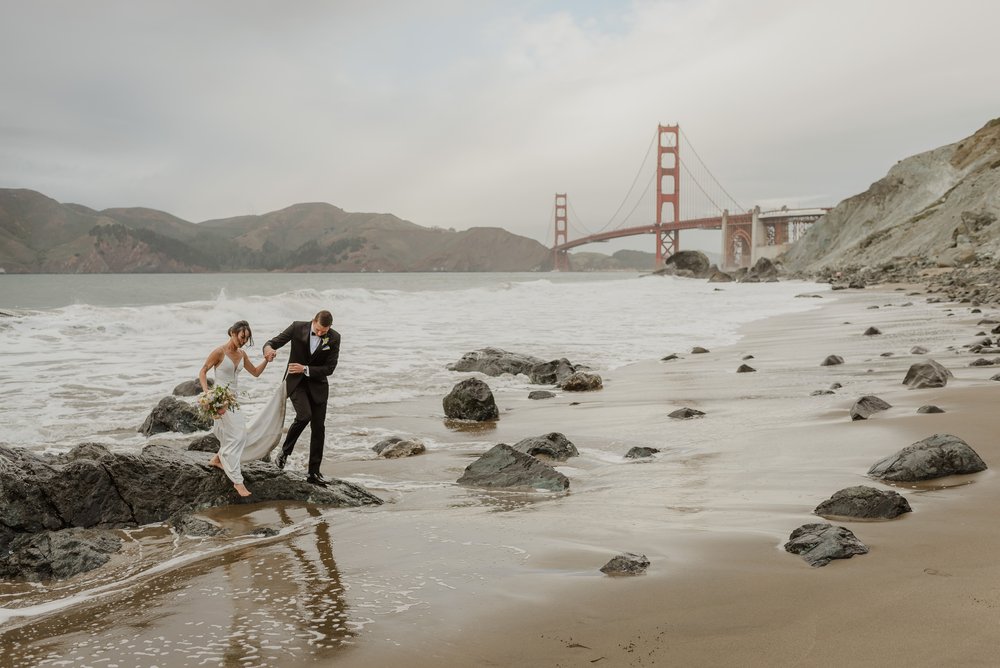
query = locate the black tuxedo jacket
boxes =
[264,321,340,403]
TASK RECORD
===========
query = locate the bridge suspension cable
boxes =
[679,127,745,212]
[594,127,658,234]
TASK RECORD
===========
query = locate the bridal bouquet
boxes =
[198,384,240,420]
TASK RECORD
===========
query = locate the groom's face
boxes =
[312,321,331,337]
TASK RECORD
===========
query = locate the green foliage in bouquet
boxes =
[197,384,240,420]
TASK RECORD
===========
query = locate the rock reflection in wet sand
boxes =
[1,508,353,667]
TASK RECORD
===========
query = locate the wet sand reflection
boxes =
[1,506,355,667]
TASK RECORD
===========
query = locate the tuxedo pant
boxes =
[280,383,327,475]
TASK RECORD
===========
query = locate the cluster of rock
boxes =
[447,348,593,387]
[0,442,382,581]
[651,251,781,284]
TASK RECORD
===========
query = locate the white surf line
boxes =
[0,514,331,626]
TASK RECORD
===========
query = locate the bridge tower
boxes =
[553,193,569,271]
[655,124,680,265]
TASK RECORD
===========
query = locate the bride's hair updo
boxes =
[228,320,253,348]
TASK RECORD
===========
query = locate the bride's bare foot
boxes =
[234,483,252,497]
[209,455,224,470]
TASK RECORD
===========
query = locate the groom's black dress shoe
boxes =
[274,452,288,470]
[306,472,330,487]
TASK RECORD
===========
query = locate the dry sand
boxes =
[327,286,1000,667]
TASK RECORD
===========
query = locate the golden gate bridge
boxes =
[550,124,828,271]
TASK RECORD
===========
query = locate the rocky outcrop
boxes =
[442,378,499,421]
[850,395,892,421]
[0,442,382,580]
[509,433,579,461]
[187,434,220,453]
[447,348,545,377]
[600,552,650,576]
[741,257,781,283]
[456,444,569,492]
[528,358,583,385]
[813,486,911,520]
[139,396,213,436]
[784,523,869,567]
[173,378,212,397]
[655,250,711,278]
[868,433,987,482]
[0,528,123,582]
[372,437,426,458]
[902,359,953,389]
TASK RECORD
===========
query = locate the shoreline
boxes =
[325,285,1000,667]
[5,282,1000,666]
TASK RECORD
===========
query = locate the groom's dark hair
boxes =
[314,310,333,327]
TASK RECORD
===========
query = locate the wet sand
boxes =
[5,284,1000,667]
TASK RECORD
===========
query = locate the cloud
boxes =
[1,0,998,253]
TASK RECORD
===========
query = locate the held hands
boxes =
[263,346,277,362]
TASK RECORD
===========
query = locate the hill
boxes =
[783,118,1000,275]
[0,190,554,273]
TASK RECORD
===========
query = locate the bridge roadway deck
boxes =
[552,214,751,252]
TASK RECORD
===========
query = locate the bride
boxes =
[198,320,286,497]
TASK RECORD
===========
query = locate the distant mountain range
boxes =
[0,189,670,273]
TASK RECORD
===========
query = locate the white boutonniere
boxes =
[321,337,329,346]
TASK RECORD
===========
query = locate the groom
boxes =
[263,310,340,486]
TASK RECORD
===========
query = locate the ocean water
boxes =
[0,273,817,454]
[0,272,826,452]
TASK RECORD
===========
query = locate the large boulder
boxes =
[443,378,500,421]
[510,433,579,461]
[447,348,544,377]
[902,359,953,389]
[0,442,383,579]
[813,486,911,520]
[850,395,892,421]
[139,396,213,436]
[456,444,569,492]
[659,250,711,278]
[784,523,869,567]
[868,433,987,482]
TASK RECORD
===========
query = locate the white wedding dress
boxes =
[212,355,286,485]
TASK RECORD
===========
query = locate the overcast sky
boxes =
[2,0,998,252]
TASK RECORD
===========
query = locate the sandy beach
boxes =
[5,282,1000,667]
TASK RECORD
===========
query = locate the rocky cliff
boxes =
[0,190,553,273]
[783,118,1000,273]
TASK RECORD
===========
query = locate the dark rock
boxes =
[917,405,945,414]
[902,359,953,389]
[447,347,544,377]
[456,444,569,492]
[528,390,556,400]
[691,346,710,354]
[742,354,755,360]
[559,371,603,392]
[811,389,835,396]
[868,433,987,482]
[660,353,680,361]
[443,378,499,421]
[528,358,579,385]
[736,364,756,373]
[173,378,213,397]
[830,382,843,389]
[814,486,911,520]
[247,527,280,537]
[784,523,869,567]
[624,447,659,459]
[821,355,845,366]
[660,250,711,278]
[991,373,1000,382]
[978,318,1000,325]
[600,552,650,575]
[850,395,892,421]
[668,407,705,419]
[863,327,882,336]
[742,257,781,283]
[970,358,996,366]
[880,352,894,357]
[0,528,122,582]
[373,436,426,458]
[187,434,220,453]
[910,346,930,354]
[169,513,227,537]
[510,433,579,461]
[707,269,734,283]
[139,396,213,436]
[848,279,867,289]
